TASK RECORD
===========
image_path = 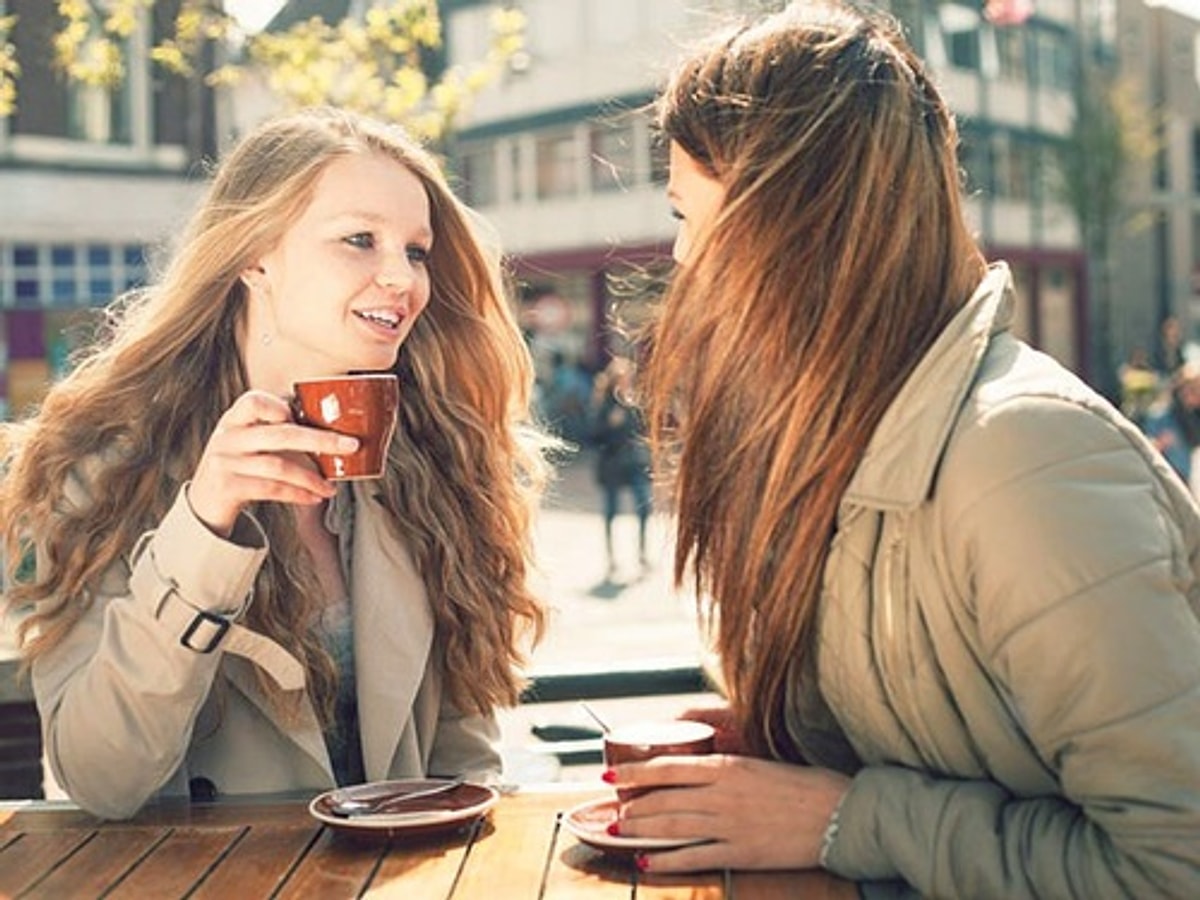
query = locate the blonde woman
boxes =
[605,3,1200,897]
[1,107,547,819]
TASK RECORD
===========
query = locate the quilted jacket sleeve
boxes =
[826,393,1200,898]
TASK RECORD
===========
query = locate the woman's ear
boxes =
[239,264,267,293]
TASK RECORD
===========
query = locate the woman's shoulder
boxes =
[943,337,1155,491]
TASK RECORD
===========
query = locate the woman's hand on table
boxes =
[607,754,851,873]
[190,390,354,536]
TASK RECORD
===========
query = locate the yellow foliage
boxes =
[4,0,526,135]
[0,14,18,117]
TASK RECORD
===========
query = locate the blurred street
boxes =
[525,448,703,673]
[496,447,714,783]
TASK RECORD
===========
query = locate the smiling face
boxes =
[667,141,727,265]
[241,150,433,394]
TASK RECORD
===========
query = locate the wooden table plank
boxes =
[365,824,475,898]
[20,828,162,899]
[637,869,725,899]
[0,829,94,897]
[274,826,387,899]
[732,869,858,900]
[103,826,243,900]
[189,824,319,900]
[451,792,571,899]
[542,838,642,899]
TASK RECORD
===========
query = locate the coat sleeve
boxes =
[33,483,268,819]
[426,692,503,784]
[826,395,1200,897]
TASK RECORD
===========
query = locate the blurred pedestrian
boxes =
[605,3,1200,896]
[1144,361,1200,487]
[591,357,652,579]
[1116,345,1161,429]
[0,107,549,819]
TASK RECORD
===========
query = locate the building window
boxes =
[992,133,1034,200]
[1193,127,1200,195]
[0,241,149,308]
[994,25,1027,83]
[68,82,133,145]
[1033,29,1073,92]
[959,130,991,197]
[536,130,579,200]
[590,120,636,193]
[939,2,982,71]
[649,134,669,185]
[457,142,497,208]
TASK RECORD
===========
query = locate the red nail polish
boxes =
[606,822,620,836]
[635,853,650,872]
[601,769,617,784]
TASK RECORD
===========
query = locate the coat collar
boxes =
[221,484,434,783]
[843,263,1014,511]
[346,482,434,782]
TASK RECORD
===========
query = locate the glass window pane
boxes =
[53,279,75,302]
[590,121,636,193]
[14,245,38,267]
[51,245,75,267]
[458,143,497,207]
[536,131,579,199]
[88,278,112,299]
[15,280,39,304]
[87,245,112,266]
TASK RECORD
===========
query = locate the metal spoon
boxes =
[579,701,612,734]
[328,778,464,818]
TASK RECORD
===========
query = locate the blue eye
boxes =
[406,245,431,264]
[345,232,375,249]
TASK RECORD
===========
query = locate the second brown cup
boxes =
[604,720,715,801]
[292,373,399,480]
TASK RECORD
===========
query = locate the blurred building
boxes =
[0,0,215,419]
[1110,0,1200,367]
[443,0,1187,389]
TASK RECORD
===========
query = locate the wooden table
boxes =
[0,786,853,898]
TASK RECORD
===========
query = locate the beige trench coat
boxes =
[32,480,499,820]
[815,265,1200,898]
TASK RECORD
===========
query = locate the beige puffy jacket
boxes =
[816,265,1200,898]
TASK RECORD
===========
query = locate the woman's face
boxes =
[242,150,433,392]
[667,141,726,264]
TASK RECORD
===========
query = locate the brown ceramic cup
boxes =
[604,720,715,801]
[291,373,399,480]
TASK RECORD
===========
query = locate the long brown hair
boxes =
[1,107,547,719]
[643,3,987,759]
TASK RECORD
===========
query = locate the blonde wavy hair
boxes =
[1,106,548,720]
[644,3,987,759]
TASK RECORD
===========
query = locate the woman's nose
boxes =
[375,255,415,290]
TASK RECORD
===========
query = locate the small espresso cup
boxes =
[603,720,715,801]
[291,373,399,480]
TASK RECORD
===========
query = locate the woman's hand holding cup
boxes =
[602,719,716,802]
[190,390,357,538]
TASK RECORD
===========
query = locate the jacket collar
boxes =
[221,484,434,783]
[843,263,1014,511]
[348,482,434,782]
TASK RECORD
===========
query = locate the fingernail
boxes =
[606,822,620,836]
[337,436,360,452]
[635,852,650,872]
[601,769,617,784]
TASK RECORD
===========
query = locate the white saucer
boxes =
[309,779,498,836]
[561,797,711,853]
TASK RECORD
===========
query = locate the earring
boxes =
[261,331,272,346]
